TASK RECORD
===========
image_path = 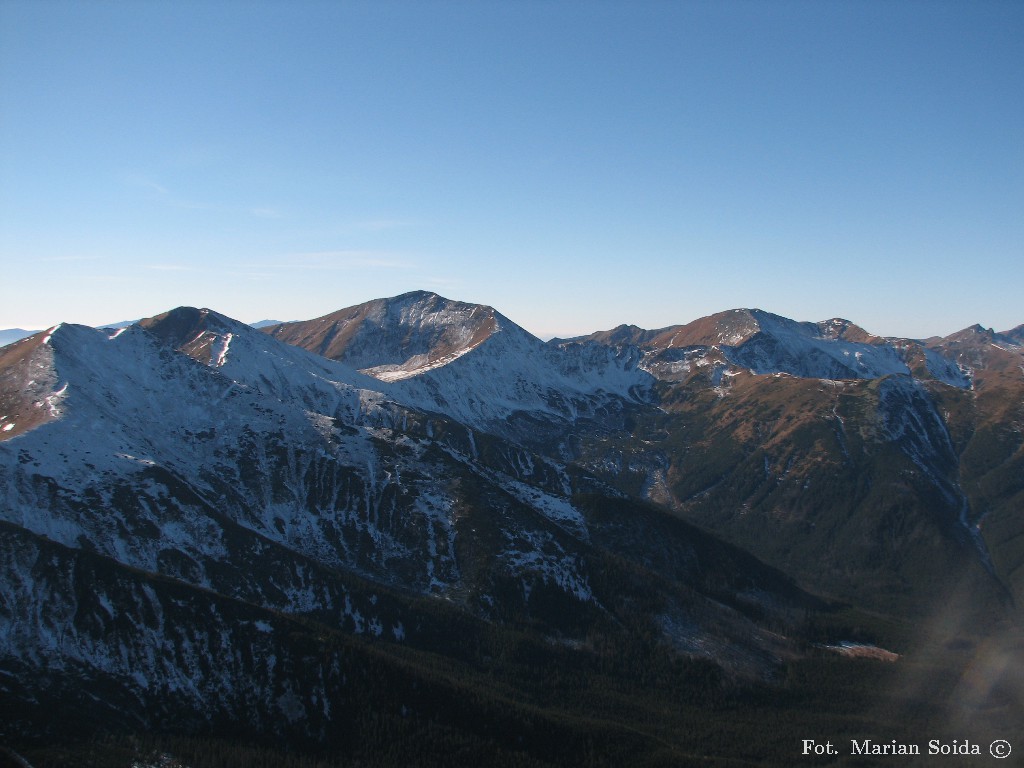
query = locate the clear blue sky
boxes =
[2,0,1021,339]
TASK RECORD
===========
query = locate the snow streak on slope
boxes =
[363,341,482,381]
[723,310,911,380]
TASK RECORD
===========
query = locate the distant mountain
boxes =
[4,319,283,347]
[3,321,138,349]
[1002,322,1024,344]
[570,308,967,386]
[0,328,40,347]
[1,292,1021,765]
[95,318,140,330]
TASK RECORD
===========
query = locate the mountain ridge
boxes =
[6,292,1013,611]
[1,290,1021,764]
[5,294,1020,366]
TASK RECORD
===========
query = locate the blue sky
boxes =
[1,0,1021,339]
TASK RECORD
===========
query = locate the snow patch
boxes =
[212,333,233,367]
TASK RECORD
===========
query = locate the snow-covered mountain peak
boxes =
[135,306,250,366]
[263,291,521,377]
[139,305,240,340]
[0,321,163,443]
[250,293,653,436]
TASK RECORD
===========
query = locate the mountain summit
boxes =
[262,290,511,379]
[262,291,653,440]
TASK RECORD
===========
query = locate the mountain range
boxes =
[0,319,283,348]
[1,290,1021,766]
[0,329,41,348]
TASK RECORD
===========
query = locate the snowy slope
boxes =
[0,308,694,642]
[385,316,654,439]
[722,310,911,379]
[0,314,588,605]
[576,307,974,387]
[264,292,656,440]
